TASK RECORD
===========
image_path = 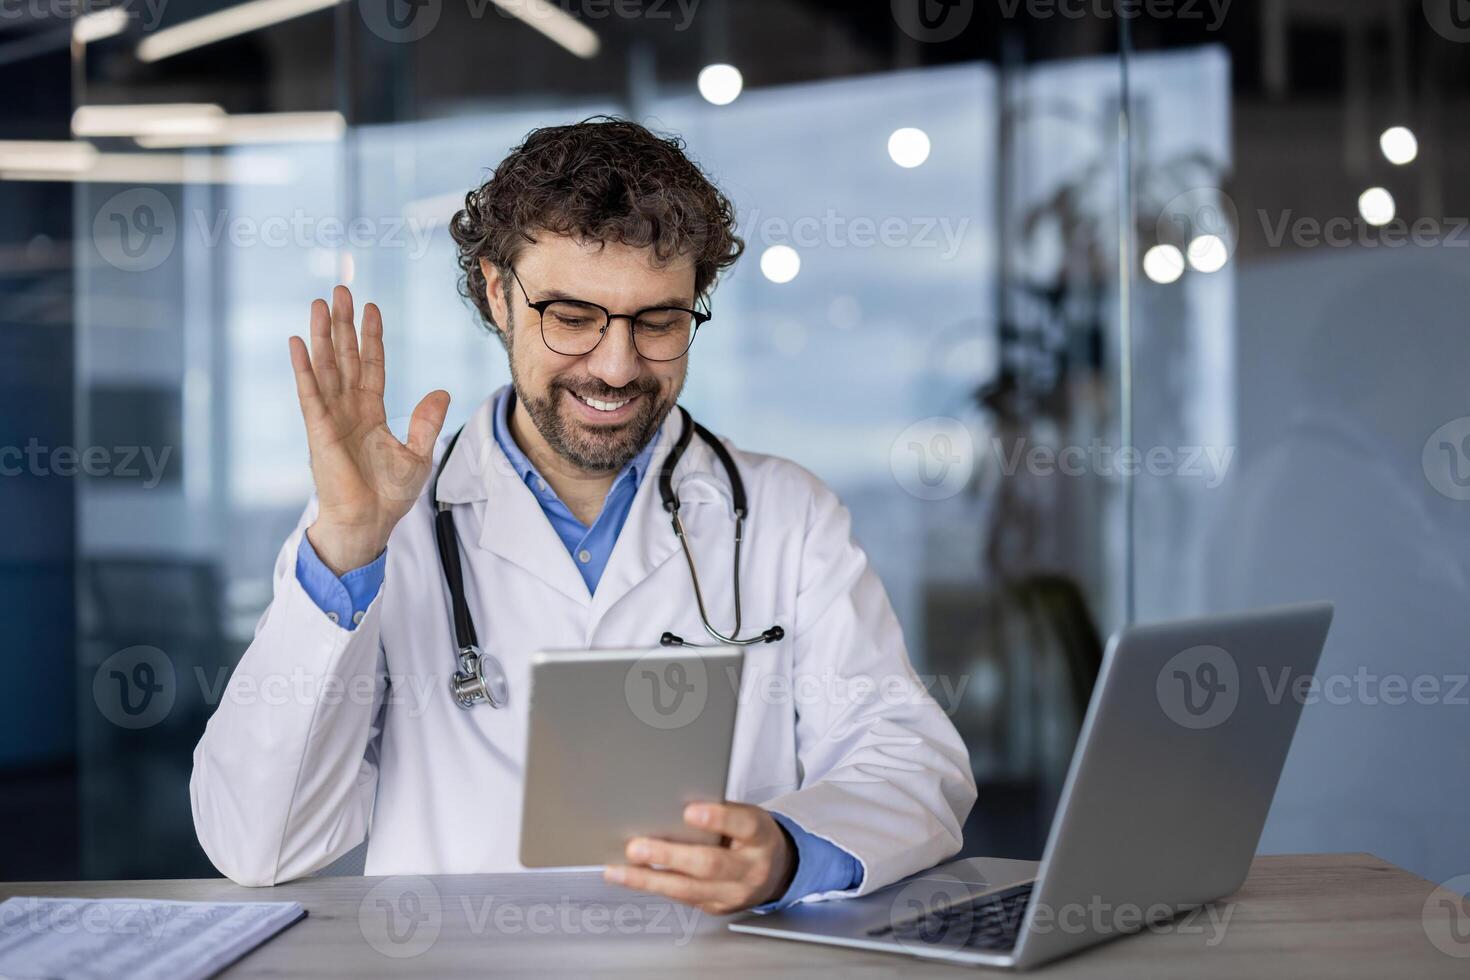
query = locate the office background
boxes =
[1,0,1466,891]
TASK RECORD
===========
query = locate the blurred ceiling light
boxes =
[1379,126,1418,166]
[1358,187,1396,227]
[887,127,931,168]
[1142,243,1185,284]
[0,150,292,184]
[697,64,743,106]
[0,141,98,173]
[1185,234,1229,273]
[72,103,227,137]
[759,244,800,283]
[73,8,129,44]
[491,0,600,58]
[137,0,340,63]
[134,111,347,147]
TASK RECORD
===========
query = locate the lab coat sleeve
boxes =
[190,497,388,886]
[761,473,978,901]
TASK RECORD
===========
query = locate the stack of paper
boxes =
[0,896,306,980]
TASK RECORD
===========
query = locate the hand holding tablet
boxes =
[605,799,799,915]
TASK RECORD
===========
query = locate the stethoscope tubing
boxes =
[432,402,783,708]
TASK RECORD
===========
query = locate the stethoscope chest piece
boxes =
[450,645,509,709]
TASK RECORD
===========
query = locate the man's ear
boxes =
[479,258,509,341]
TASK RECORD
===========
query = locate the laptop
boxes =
[728,601,1334,970]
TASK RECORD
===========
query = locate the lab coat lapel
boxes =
[478,459,593,606]
[435,391,592,607]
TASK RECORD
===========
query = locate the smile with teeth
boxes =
[573,392,634,413]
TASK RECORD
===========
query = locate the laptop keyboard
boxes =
[867,880,1034,952]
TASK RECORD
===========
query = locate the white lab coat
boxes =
[191,390,976,899]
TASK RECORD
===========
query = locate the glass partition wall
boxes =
[47,4,1136,879]
[1124,5,1470,891]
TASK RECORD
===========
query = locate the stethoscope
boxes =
[432,402,785,710]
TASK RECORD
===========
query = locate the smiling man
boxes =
[190,117,976,914]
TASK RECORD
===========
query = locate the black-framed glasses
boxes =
[510,267,710,362]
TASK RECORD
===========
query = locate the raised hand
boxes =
[288,285,450,575]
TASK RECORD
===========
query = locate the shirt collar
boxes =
[490,385,659,496]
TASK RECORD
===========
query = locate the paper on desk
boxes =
[0,896,305,980]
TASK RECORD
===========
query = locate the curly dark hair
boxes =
[450,116,744,337]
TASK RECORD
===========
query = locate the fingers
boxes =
[330,284,362,390]
[608,809,791,913]
[308,297,340,395]
[288,336,327,427]
[406,389,451,459]
[685,802,763,842]
[623,837,743,883]
[603,864,745,914]
[360,302,386,395]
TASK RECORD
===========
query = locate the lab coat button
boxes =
[352,610,365,626]
[327,611,340,625]
[578,549,592,564]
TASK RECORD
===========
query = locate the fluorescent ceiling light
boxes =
[74,8,130,44]
[0,141,99,173]
[133,111,346,147]
[72,103,227,137]
[73,106,342,147]
[491,0,599,58]
[137,0,340,63]
[0,147,292,184]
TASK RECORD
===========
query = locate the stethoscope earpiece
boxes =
[659,625,784,648]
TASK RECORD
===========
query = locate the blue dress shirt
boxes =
[761,813,865,912]
[488,386,655,596]
[294,532,387,630]
[293,387,863,906]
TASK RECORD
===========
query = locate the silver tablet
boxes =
[519,646,745,868]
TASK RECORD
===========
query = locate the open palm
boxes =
[288,285,450,574]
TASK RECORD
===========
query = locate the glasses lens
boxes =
[633,309,696,361]
[540,301,608,355]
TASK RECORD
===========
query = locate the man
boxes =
[191,117,975,914]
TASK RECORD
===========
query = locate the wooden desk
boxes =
[3,853,1466,977]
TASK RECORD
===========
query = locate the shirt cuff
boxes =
[753,812,865,913]
[294,533,386,630]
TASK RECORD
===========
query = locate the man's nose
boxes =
[584,316,642,390]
